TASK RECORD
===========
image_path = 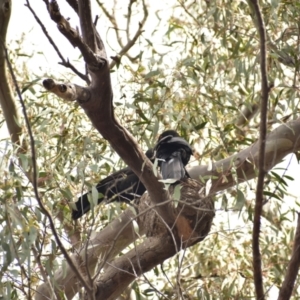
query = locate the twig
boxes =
[96,0,148,69]
[109,0,148,69]
[3,45,93,296]
[25,0,90,84]
[236,103,259,127]
[126,0,134,41]
[177,0,199,25]
[293,24,300,87]
[6,213,30,299]
[278,213,300,300]
[249,0,269,299]
[48,0,105,69]
[32,246,57,299]
[96,0,124,48]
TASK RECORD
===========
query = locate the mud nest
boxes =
[137,178,215,247]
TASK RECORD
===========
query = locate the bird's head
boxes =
[158,130,179,141]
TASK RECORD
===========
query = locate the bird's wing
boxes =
[72,148,153,220]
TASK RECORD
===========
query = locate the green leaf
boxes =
[173,184,182,208]
[234,189,245,210]
[19,154,28,170]
[194,122,207,130]
[221,194,228,210]
[263,191,282,201]
[27,226,38,246]
[144,70,160,79]
[91,186,100,207]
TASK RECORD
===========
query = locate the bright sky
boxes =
[3,2,300,298]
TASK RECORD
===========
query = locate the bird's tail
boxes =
[160,151,186,181]
[72,192,91,220]
[72,185,105,220]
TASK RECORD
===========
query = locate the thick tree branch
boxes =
[43,78,90,102]
[48,0,104,69]
[95,236,176,300]
[78,0,97,52]
[188,118,300,192]
[250,0,269,298]
[65,0,78,14]
[278,213,300,300]
[0,0,25,149]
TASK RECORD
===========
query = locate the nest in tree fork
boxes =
[137,178,215,247]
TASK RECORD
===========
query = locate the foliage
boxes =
[0,0,300,299]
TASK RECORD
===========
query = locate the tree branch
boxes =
[65,0,78,14]
[3,46,94,297]
[78,0,97,52]
[43,78,90,102]
[0,0,26,150]
[95,236,176,300]
[96,0,124,49]
[249,0,269,298]
[110,0,148,69]
[278,213,300,300]
[189,118,300,193]
[25,0,90,83]
[35,209,141,299]
[48,0,104,69]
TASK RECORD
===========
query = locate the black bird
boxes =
[72,130,192,220]
[72,148,154,220]
[155,130,193,182]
